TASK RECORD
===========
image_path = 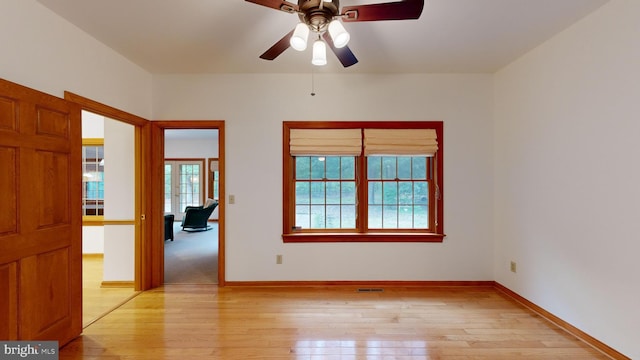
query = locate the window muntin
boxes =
[283,121,444,242]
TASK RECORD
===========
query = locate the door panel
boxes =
[0,146,17,234]
[0,262,17,340]
[0,79,81,345]
[20,248,70,339]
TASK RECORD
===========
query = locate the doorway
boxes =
[81,110,138,326]
[149,121,225,287]
[164,129,219,284]
[65,91,150,311]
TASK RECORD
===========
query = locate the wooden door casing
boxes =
[0,79,82,345]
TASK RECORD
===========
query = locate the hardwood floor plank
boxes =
[60,285,611,360]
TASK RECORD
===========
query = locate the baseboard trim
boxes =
[494,282,629,360]
[224,280,495,287]
[101,281,134,288]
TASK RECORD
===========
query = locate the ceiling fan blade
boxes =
[245,0,298,13]
[260,30,294,60]
[323,32,358,68]
[340,0,424,22]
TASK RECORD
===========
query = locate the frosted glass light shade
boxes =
[290,23,309,51]
[312,39,327,66]
[328,20,350,48]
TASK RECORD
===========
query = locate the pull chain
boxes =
[310,67,316,96]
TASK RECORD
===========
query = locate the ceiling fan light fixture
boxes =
[312,39,327,66]
[290,23,310,51]
[328,20,350,48]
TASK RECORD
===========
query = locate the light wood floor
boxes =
[82,255,138,327]
[61,285,610,360]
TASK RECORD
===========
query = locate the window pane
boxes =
[414,182,428,205]
[325,157,340,180]
[368,205,382,228]
[295,182,310,204]
[397,157,412,179]
[398,182,413,205]
[310,182,325,204]
[383,182,398,204]
[412,157,427,180]
[368,182,382,205]
[296,157,310,179]
[310,205,326,228]
[414,205,429,228]
[341,205,356,228]
[367,157,381,179]
[295,205,310,229]
[311,157,325,180]
[326,182,341,204]
[382,157,396,180]
[341,157,355,180]
[326,205,341,229]
[383,205,398,228]
[342,182,356,205]
[398,205,413,228]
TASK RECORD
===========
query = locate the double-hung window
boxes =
[283,121,444,242]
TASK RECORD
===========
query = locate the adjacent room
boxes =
[164,129,220,284]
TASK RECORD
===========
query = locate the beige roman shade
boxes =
[364,129,438,156]
[210,159,219,172]
[290,129,362,156]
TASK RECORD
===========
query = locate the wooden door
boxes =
[0,79,82,345]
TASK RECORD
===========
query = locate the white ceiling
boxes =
[37,0,607,74]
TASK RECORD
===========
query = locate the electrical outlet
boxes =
[229,194,235,204]
[510,261,517,273]
[276,254,283,264]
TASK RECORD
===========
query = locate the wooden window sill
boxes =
[282,232,445,243]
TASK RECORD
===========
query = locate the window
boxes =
[294,156,357,229]
[283,121,444,242]
[82,139,104,218]
[209,158,220,201]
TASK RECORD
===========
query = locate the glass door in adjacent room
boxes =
[164,160,205,221]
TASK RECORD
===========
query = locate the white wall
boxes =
[82,227,104,254]
[153,73,495,282]
[104,120,135,220]
[165,137,218,159]
[103,119,136,281]
[0,0,152,119]
[494,1,640,358]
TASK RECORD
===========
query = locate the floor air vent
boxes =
[357,288,384,292]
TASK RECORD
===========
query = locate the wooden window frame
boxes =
[283,121,445,243]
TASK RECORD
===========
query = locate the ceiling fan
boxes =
[245,0,425,67]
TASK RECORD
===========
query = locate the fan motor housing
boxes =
[298,0,339,32]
